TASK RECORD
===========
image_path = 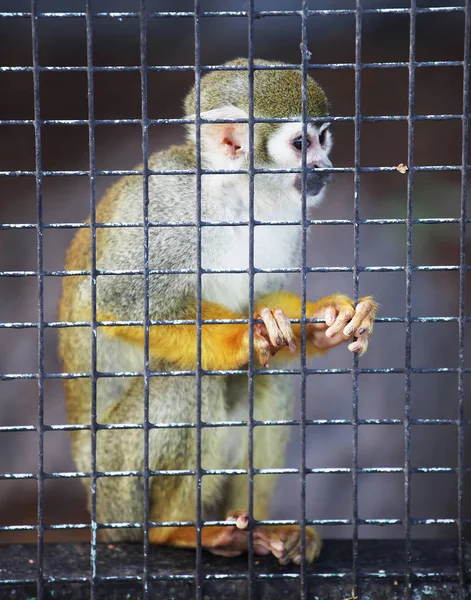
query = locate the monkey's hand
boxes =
[236,308,296,368]
[308,294,377,356]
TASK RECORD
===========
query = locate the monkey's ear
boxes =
[186,105,249,161]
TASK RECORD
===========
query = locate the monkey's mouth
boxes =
[294,171,333,196]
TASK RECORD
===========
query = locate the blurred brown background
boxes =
[1,0,470,545]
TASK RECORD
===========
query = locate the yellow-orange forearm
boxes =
[98,291,355,370]
[99,301,249,371]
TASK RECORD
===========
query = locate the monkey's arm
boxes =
[98,300,289,371]
[98,290,376,372]
[255,290,377,357]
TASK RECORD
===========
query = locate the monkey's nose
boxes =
[311,165,333,184]
[294,166,333,196]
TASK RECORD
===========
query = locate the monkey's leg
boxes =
[228,470,322,566]
[226,375,321,565]
[62,374,145,542]
[146,450,285,558]
[68,424,146,542]
[224,375,322,565]
[94,379,147,542]
[145,374,285,559]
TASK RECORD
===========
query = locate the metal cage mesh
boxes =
[0,2,469,599]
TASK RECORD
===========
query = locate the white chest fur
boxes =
[201,176,303,313]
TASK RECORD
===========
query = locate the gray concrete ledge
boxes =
[0,540,470,599]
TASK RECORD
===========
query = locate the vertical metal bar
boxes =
[31,2,44,598]
[193,2,203,599]
[404,2,416,598]
[299,2,309,598]
[458,2,469,597]
[247,4,256,599]
[84,3,98,598]
[352,0,362,595]
[139,2,151,598]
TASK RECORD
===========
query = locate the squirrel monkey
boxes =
[58,58,377,565]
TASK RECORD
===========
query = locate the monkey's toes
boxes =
[226,510,250,530]
[275,526,321,566]
[225,511,285,558]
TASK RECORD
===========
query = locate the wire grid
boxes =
[0,2,469,600]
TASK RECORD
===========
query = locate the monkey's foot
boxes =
[263,525,321,565]
[206,511,285,559]
[309,294,377,356]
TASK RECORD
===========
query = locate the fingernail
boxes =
[272,539,285,552]
[345,327,353,335]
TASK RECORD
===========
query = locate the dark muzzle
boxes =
[294,169,333,196]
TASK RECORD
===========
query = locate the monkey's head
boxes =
[184,58,333,203]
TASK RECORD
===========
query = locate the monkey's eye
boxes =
[293,136,310,151]
[319,127,329,146]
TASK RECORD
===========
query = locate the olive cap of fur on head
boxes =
[184,58,330,119]
[184,58,330,164]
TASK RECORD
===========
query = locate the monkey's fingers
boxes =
[253,329,272,367]
[324,304,355,339]
[258,307,295,353]
[342,296,377,338]
[259,307,284,348]
[237,329,271,368]
[273,308,296,353]
[348,332,369,356]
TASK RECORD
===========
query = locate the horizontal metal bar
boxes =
[1,572,468,587]
[1,264,469,278]
[0,518,466,535]
[0,113,467,127]
[0,7,465,19]
[0,165,464,178]
[0,316,467,331]
[0,518,462,534]
[0,60,466,74]
[0,465,466,481]
[0,417,464,434]
[0,163,460,178]
[0,366,468,382]
[1,217,469,231]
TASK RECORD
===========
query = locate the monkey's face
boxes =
[265,121,333,201]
